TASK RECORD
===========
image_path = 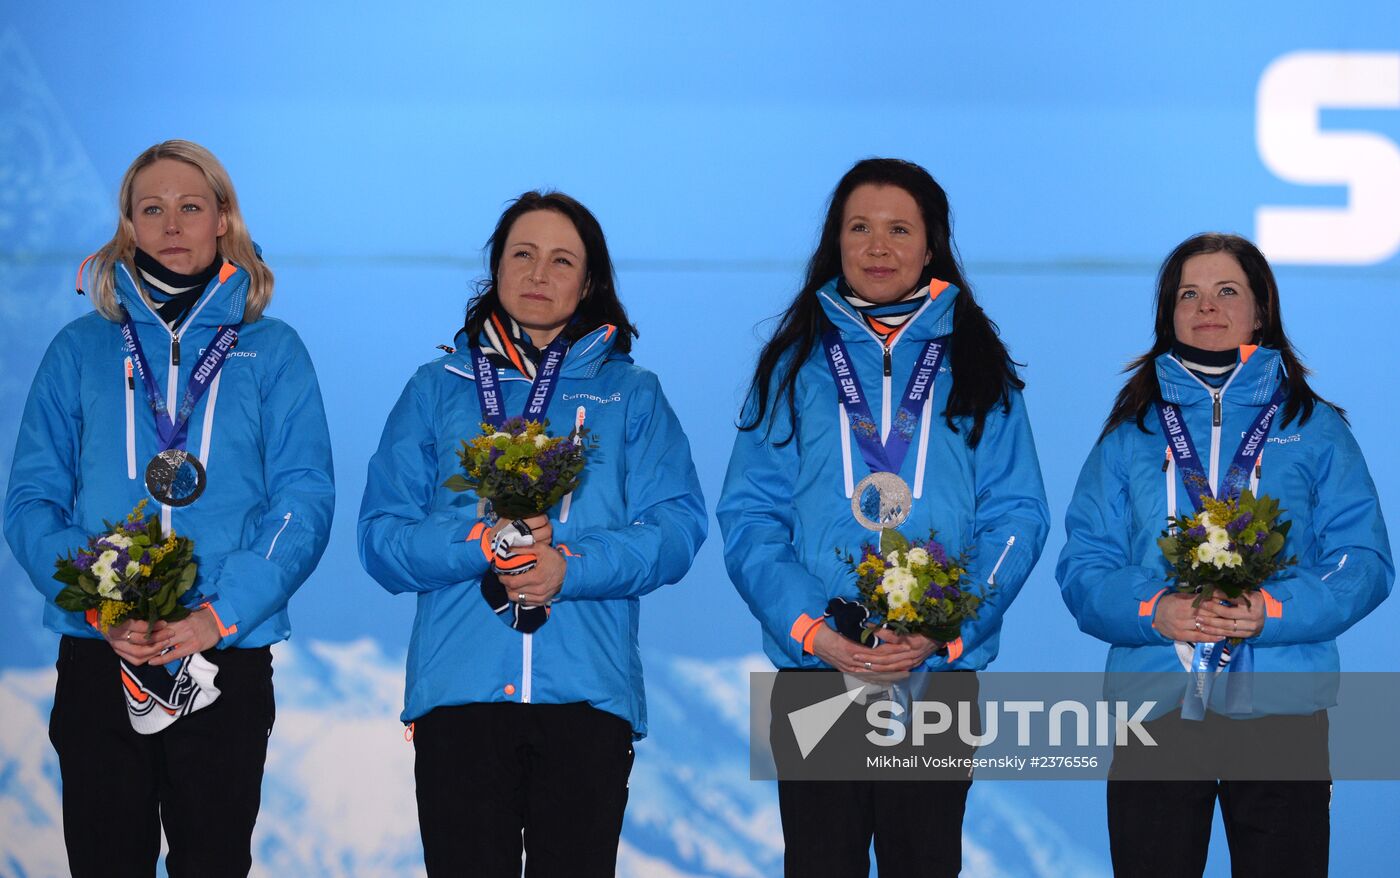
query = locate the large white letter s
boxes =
[1256,51,1400,265]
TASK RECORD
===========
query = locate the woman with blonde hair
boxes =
[4,139,335,877]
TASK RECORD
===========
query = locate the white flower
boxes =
[882,567,916,607]
[1198,512,1212,528]
[1221,551,1243,569]
[1196,543,1218,566]
[91,550,121,599]
[905,547,931,567]
[102,533,132,550]
[885,550,901,568]
[125,560,142,578]
[533,434,548,449]
[1207,527,1230,548]
[490,432,510,441]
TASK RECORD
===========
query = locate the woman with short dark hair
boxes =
[1057,232,1393,876]
[359,190,707,877]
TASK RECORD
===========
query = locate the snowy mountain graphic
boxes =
[0,639,1109,877]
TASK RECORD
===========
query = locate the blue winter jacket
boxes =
[717,280,1049,671]
[4,261,336,648]
[1057,347,1393,688]
[357,324,707,735]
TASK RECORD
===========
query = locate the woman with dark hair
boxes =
[717,158,1049,875]
[358,190,706,877]
[4,140,335,877]
[1057,233,1392,877]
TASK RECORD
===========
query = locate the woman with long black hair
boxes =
[717,158,1049,876]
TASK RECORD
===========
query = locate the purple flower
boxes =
[1227,512,1253,534]
[73,552,96,571]
[1254,531,1266,547]
[1188,525,1207,539]
[928,541,948,567]
[124,520,146,534]
[944,586,960,599]
[927,585,944,601]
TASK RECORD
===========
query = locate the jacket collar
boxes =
[116,258,250,333]
[448,322,625,380]
[816,277,959,345]
[1155,344,1284,408]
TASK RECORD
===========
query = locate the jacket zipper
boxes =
[881,346,893,439]
[838,404,854,498]
[266,512,293,559]
[1171,359,1242,495]
[988,535,1016,585]
[1321,554,1349,582]
[124,358,136,479]
[522,633,533,703]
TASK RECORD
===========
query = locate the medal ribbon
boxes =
[820,331,948,477]
[470,332,572,429]
[120,310,240,454]
[1156,384,1284,721]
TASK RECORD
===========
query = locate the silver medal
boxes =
[144,449,206,507]
[851,471,913,531]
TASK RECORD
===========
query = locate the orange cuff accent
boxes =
[84,608,100,630]
[404,722,415,743]
[927,279,950,300]
[944,637,964,662]
[1239,344,1258,364]
[1259,588,1283,619]
[557,543,579,557]
[1138,587,1168,617]
[199,601,238,638]
[790,613,827,655]
[474,526,493,562]
[218,262,239,283]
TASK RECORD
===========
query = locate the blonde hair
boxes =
[85,140,273,322]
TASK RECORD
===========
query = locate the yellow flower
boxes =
[97,600,135,633]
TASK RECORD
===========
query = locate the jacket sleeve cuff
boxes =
[412,512,490,583]
[1252,587,1287,644]
[789,613,830,656]
[202,597,241,647]
[1137,587,1172,644]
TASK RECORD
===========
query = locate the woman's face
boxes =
[1173,251,1261,351]
[130,158,227,274]
[839,183,931,305]
[496,209,588,346]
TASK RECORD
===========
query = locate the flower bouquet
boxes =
[1157,489,1297,641]
[836,529,981,644]
[52,500,219,733]
[444,416,591,519]
[53,499,198,628]
[445,416,595,634]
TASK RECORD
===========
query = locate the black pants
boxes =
[1107,711,1331,877]
[773,670,977,878]
[49,635,275,878]
[413,701,635,878]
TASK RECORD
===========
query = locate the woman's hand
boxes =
[1194,591,1266,640]
[489,514,553,547]
[872,629,942,671]
[811,625,920,682]
[506,543,567,606]
[105,619,168,666]
[1152,592,1225,643]
[147,608,222,667]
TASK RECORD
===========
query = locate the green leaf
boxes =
[54,586,91,612]
[176,563,198,596]
[77,574,99,596]
[443,474,471,493]
[879,529,911,556]
[53,563,82,587]
[1262,531,1285,557]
